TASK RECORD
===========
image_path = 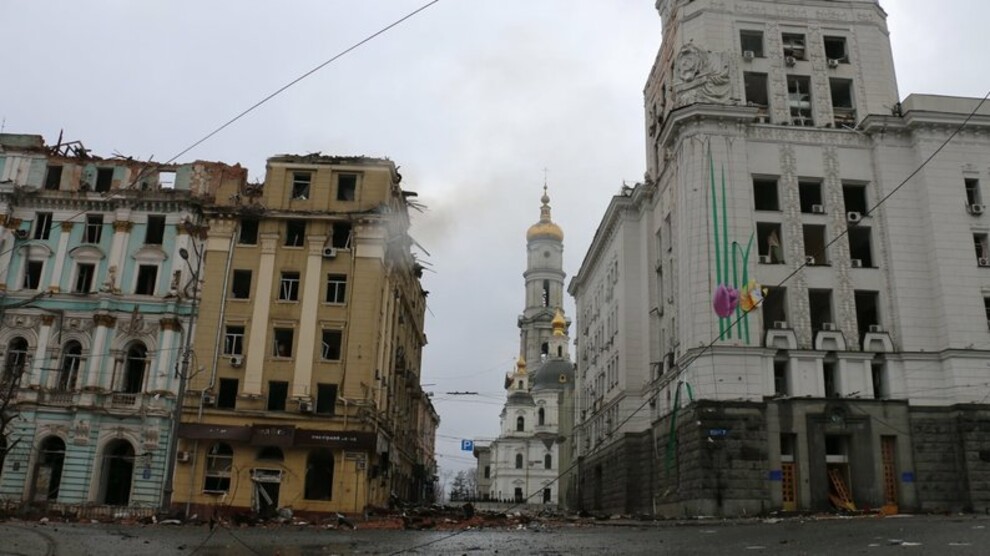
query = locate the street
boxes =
[1,514,988,555]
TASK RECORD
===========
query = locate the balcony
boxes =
[42,390,76,406]
[109,393,139,409]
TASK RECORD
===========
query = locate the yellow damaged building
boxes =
[171,154,438,518]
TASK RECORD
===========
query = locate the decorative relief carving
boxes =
[822,147,857,340]
[671,43,733,108]
[4,314,39,330]
[780,144,812,347]
[160,317,182,332]
[60,222,74,232]
[40,314,55,326]
[143,427,159,449]
[112,220,133,233]
[93,314,117,328]
[73,420,91,445]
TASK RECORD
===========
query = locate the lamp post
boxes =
[161,227,204,514]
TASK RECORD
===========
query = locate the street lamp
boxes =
[161,228,204,514]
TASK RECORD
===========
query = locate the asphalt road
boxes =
[1,514,988,555]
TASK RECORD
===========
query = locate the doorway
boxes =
[252,469,282,518]
[33,437,66,502]
[102,440,135,505]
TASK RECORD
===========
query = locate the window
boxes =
[267,381,288,411]
[843,183,869,214]
[203,443,233,492]
[538,407,546,426]
[782,33,806,60]
[830,78,856,126]
[145,215,165,245]
[773,357,789,396]
[73,263,95,293]
[304,449,334,500]
[34,212,52,240]
[279,271,300,301]
[763,286,788,331]
[337,174,358,201]
[803,224,827,265]
[57,341,83,391]
[753,178,779,211]
[744,73,769,109]
[158,171,176,189]
[757,222,784,264]
[976,234,990,264]
[122,343,148,394]
[5,337,29,379]
[824,36,848,63]
[515,454,523,469]
[966,178,983,207]
[484,465,490,479]
[272,328,294,358]
[321,330,342,361]
[542,280,550,307]
[44,165,62,190]
[516,416,525,432]
[285,220,306,247]
[808,291,834,335]
[23,260,43,290]
[325,274,347,304]
[217,378,238,409]
[316,383,337,415]
[291,171,312,200]
[740,30,764,57]
[544,454,552,470]
[854,290,881,339]
[871,356,888,399]
[84,215,103,244]
[985,296,990,326]
[95,167,114,192]
[799,181,824,213]
[239,219,259,245]
[331,222,351,249]
[848,227,874,267]
[823,359,839,397]
[514,487,524,502]
[787,76,813,126]
[135,265,158,295]
[231,270,252,299]
[224,325,245,355]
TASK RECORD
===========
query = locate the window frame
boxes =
[325,273,347,304]
[33,212,53,240]
[223,325,245,356]
[73,262,96,294]
[321,329,343,361]
[278,271,300,302]
[272,328,294,358]
[145,215,166,245]
[134,264,159,296]
[84,214,104,244]
[337,173,359,201]
[203,443,234,493]
[238,219,259,245]
[291,171,312,201]
[231,269,252,299]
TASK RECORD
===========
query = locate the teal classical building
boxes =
[0,133,244,510]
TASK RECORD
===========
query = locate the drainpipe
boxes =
[200,223,237,421]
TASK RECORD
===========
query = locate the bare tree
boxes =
[0,345,26,474]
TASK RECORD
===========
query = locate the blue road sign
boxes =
[461,439,474,452]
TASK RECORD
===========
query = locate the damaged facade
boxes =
[572,0,990,516]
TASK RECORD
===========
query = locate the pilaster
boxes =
[85,313,117,390]
[243,233,278,395]
[47,221,74,293]
[291,236,326,398]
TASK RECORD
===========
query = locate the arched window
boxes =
[58,341,83,391]
[257,446,284,461]
[538,408,545,426]
[304,449,334,500]
[516,416,525,432]
[4,337,29,379]
[544,454,552,470]
[515,453,523,469]
[122,343,148,394]
[101,439,135,506]
[204,442,233,492]
[35,437,66,501]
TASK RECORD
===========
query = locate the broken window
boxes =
[33,212,52,240]
[824,36,848,63]
[787,76,813,126]
[231,269,252,299]
[843,183,869,214]
[145,215,166,245]
[799,181,824,213]
[84,214,103,244]
[239,219,259,245]
[316,383,337,415]
[321,330,342,361]
[871,356,888,399]
[331,222,351,249]
[223,325,245,355]
[966,178,982,207]
[763,287,788,332]
[304,450,334,500]
[337,174,358,201]
[803,224,827,265]
[823,358,839,397]
[73,263,95,294]
[158,171,176,189]
[279,271,300,301]
[23,260,43,290]
[848,227,874,267]
[135,265,158,295]
[217,378,238,409]
[272,328,294,358]
[773,354,789,396]
[285,220,306,247]
[809,289,834,333]
[95,168,114,192]
[44,165,62,190]
[830,79,856,127]
[782,33,806,61]
[291,171,311,200]
[203,443,233,492]
[325,274,347,304]
[753,177,779,211]
[267,381,288,411]
[757,222,784,264]
[744,73,769,109]
[740,30,764,58]
[854,290,880,339]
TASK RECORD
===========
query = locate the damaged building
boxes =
[571,0,990,516]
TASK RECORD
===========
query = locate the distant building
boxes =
[572,0,990,516]
[473,443,492,499]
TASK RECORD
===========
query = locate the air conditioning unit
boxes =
[785,56,797,67]
[969,204,985,215]
[176,451,191,463]
[759,255,772,264]
[979,258,990,267]
[868,324,884,333]
[850,259,863,268]
[827,58,840,68]
[821,322,837,331]
[773,321,789,330]
[322,247,338,259]
[847,211,863,223]
[229,355,243,368]
[202,394,216,406]
[806,256,816,265]
[14,229,28,240]
[811,204,825,214]
[299,401,313,413]
[743,50,755,61]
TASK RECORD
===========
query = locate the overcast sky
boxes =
[1,1,987,477]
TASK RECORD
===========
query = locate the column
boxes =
[243,233,278,395]
[85,314,116,390]
[29,314,55,388]
[155,318,181,393]
[108,219,133,291]
[47,222,74,292]
[291,236,326,399]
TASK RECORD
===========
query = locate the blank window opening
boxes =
[763,286,788,331]
[823,359,839,397]
[135,265,158,295]
[231,270,252,299]
[843,183,869,214]
[757,222,784,263]
[95,168,114,192]
[804,224,828,265]
[74,263,95,294]
[337,174,358,201]
[322,330,343,361]
[23,260,43,290]
[782,33,806,60]
[285,220,306,247]
[966,178,982,207]
[145,215,166,245]
[824,36,848,62]
[799,181,824,213]
[316,383,337,415]
[854,290,880,339]
[279,271,300,301]
[84,215,103,244]
[34,212,53,240]
[267,381,288,411]
[773,356,789,396]
[158,171,176,189]
[809,289,834,332]
[44,166,62,190]
[273,328,294,358]
[744,73,769,109]
[830,79,856,126]
[291,172,312,200]
[239,219,259,245]
[871,357,888,399]
[848,227,874,268]
[217,378,238,409]
[753,178,779,211]
[331,223,351,249]
[740,30,764,57]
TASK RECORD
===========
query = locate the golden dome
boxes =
[516,354,527,375]
[552,309,567,336]
[526,185,564,242]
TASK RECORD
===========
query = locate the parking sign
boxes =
[461,439,474,451]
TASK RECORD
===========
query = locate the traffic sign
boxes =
[461,439,474,451]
